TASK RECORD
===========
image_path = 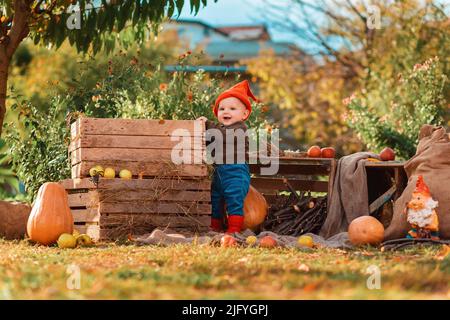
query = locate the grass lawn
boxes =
[0,239,449,299]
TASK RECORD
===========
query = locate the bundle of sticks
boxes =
[262,179,327,236]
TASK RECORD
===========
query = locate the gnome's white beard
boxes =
[407,198,439,228]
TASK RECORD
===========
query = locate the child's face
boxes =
[217,97,249,126]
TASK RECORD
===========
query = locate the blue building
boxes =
[163,19,305,74]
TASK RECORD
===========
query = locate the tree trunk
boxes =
[0,0,33,137]
[0,52,10,137]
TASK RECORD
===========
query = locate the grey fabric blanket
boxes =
[319,152,380,239]
[131,228,353,248]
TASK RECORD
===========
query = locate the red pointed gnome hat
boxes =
[213,80,257,120]
[414,175,431,197]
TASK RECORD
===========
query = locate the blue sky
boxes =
[177,0,318,50]
[176,0,450,54]
[179,0,266,25]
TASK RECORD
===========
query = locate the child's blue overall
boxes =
[211,163,251,218]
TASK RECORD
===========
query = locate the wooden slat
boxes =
[327,159,337,209]
[72,223,100,241]
[250,156,334,165]
[99,214,210,227]
[257,190,279,195]
[251,177,328,192]
[68,192,98,208]
[71,208,100,223]
[60,178,211,191]
[249,163,331,175]
[71,148,204,165]
[73,118,204,137]
[99,202,211,215]
[364,161,405,168]
[67,189,210,211]
[69,135,204,152]
[369,185,396,214]
[71,120,80,142]
[98,225,209,240]
[96,190,210,203]
[393,167,408,200]
[71,162,208,179]
[262,194,285,205]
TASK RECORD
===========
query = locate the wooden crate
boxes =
[70,118,207,179]
[249,156,337,208]
[60,178,211,241]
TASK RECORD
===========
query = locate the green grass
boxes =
[0,239,448,299]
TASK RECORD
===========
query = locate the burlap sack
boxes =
[384,125,450,240]
[0,201,31,239]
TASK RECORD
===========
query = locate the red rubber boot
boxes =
[210,218,223,232]
[226,215,244,234]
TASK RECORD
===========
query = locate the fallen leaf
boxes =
[336,259,350,265]
[435,245,450,261]
[303,282,318,292]
[298,263,310,272]
[392,256,407,262]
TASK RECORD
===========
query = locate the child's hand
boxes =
[197,116,208,122]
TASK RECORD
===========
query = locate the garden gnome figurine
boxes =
[405,175,439,240]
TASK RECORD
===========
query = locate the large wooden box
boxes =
[69,118,207,179]
[60,178,211,241]
[63,117,211,240]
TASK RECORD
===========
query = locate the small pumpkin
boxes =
[27,182,74,245]
[348,216,384,246]
[243,185,268,231]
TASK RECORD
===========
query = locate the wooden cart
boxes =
[250,157,337,209]
[365,161,407,225]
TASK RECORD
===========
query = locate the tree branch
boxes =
[345,0,367,25]
[33,0,45,14]
[6,0,33,59]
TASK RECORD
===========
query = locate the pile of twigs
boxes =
[263,179,327,236]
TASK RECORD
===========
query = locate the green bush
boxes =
[5,95,71,202]
[0,138,20,199]
[70,51,266,128]
[345,57,447,159]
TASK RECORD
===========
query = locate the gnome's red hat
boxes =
[213,80,257,120]
[414,175,431,197]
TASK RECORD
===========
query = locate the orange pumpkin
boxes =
[27,182,74,245]
[348,216,384,246]
[243,185,268,231]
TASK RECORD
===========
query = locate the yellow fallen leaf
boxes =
[298,263,310,272]
[366,158,381,162]
[435,245,450,261]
